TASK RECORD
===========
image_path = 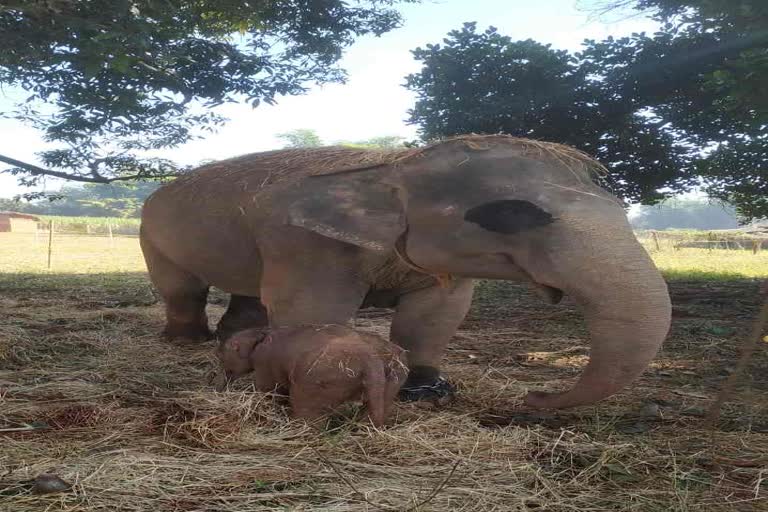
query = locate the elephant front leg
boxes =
[390,278,474,402]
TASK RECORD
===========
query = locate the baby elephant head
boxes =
[215,328,269,390]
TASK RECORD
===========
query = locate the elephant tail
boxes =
[362,358,388,427]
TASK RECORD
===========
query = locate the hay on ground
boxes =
[1,273,767,511]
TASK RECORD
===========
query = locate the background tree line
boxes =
[630,199,741,230]
[0,182,161,218]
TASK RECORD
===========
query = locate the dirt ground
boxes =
[1,271,767,511]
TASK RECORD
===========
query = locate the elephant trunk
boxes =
[524,226,671,409]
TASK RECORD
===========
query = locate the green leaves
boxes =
[406,3,768,218]
[109,55,134,75]
[0,0,415,184]
[276,129,323,148]
[405,22,690,204]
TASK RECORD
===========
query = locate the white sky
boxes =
[0,0,658,198]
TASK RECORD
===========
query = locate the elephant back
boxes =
[171,146,416,192]
[157,134,607,200]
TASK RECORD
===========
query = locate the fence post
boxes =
[651,230,661,251]
[108,222,114,248]
[47,219,54,270]
[755,240,762,255]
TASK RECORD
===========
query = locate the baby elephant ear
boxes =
[287,173,406,253]
[232,330,270,358]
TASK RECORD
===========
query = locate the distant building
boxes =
[0,211,40,233]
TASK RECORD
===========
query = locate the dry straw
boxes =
[2,277,767,511]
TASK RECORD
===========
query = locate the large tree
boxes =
[406,0,767,218]
[582,0,768,219]
[406,24,691,204]
[0,0,414,192]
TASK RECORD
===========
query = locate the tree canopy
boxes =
[0,0,414,190]
[276,129,324,148]
[406,0,767,218]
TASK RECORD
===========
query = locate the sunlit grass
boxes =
[2,236,765,511]
[0,233,146,274]
[644,246,768,281]
[1,233,765,281]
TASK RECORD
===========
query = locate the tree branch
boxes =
[0,154,171,184]
[706,288,768,428]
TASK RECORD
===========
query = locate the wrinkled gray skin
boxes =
[141,136,672,409]
[216,325,407,425]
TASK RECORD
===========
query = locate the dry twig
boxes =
[706,287,768,427]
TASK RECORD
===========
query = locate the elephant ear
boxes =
[228,329,269,358]
[286,173,405,253]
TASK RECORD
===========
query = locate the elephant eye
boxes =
[464,200,554,234]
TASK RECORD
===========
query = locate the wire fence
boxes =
[1,220,143,273]
[635,230,767,253]
[35,217,141,237]
[2,220,766,275]
[36,219,139,268]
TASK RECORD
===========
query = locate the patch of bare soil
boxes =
[1,276,766,511]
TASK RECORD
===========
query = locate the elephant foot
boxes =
[216,295,269,341]
[398,365,455,403]
[163,324,213,345]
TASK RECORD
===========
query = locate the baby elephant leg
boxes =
[381,359,408,419]
[289,379,359,423]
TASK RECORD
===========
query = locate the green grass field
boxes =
[2,231,766,280]
[1,231,766,511]
[0,233,145,273]
[650,247,768,280]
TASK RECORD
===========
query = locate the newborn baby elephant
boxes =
[217,324,408,426]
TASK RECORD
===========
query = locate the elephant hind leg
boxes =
[289,377,359,424]
[216,295,269,341]
[140,236,212,343]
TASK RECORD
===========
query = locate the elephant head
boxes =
[216,328,268,388]
[285,136,671,409]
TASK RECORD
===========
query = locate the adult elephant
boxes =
[140,135,671,408]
